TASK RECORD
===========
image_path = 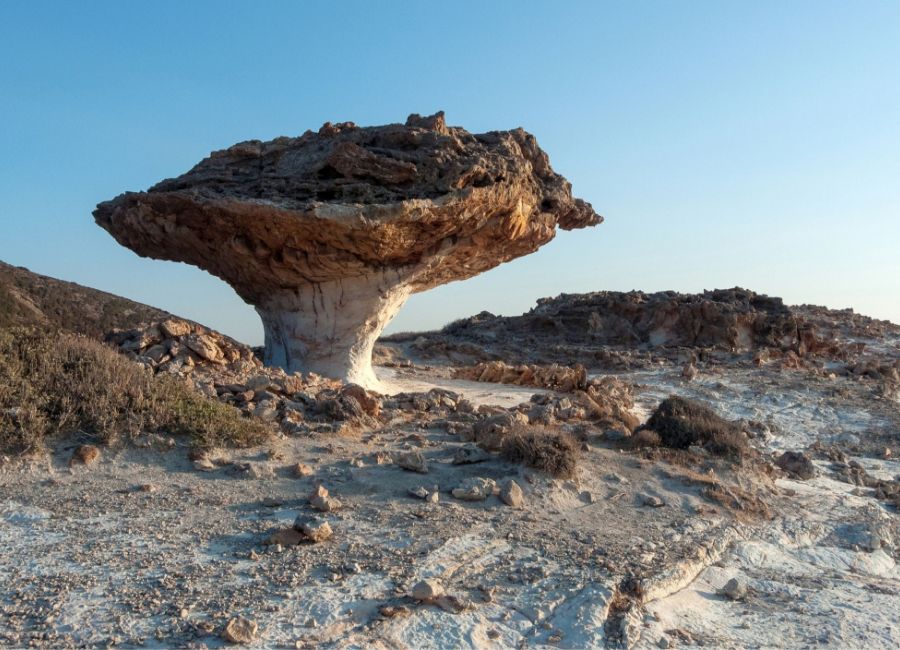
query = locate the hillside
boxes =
[0,260,172,338]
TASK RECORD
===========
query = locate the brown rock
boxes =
[499,479,525,507]
[94,113,600,389]
[160,318,192,338]
[223,616,258,644]
[293,463,314,478]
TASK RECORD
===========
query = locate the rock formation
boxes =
[94,112,600,389]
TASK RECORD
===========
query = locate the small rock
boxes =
[411,578,444,601]
[499,479,524,508]
[718,576,747,600]
[310,488,342,512]
[408,486,430,499]
[657,636,671,648]
[294,516,333,543]
[395,450,428,474]
[451,477,496,501]
[452,444,491,465]
[223,616,258,644]
[293,463,314,478]
[69,444,101,466]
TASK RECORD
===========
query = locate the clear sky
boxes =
[2,1,898,344]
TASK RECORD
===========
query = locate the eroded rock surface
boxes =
[94,112,600,388]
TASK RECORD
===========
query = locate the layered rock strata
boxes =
[94,112,600,388]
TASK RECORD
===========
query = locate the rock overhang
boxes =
[94,112,602,387]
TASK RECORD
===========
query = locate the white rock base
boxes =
[256,271,410,390]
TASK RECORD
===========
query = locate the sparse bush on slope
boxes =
[637,395,748,457]
[0,328,270,454]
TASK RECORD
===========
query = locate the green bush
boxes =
[0,328,270,454]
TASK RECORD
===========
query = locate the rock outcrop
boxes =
[94,112,601,389]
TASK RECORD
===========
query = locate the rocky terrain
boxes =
[1,278,898,649]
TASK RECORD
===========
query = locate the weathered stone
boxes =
[223,616,258,644]
[160,318,192,338]
[499,479,525,507]
[293,463,314,478]
[451,477,496,501]
[395,450,428,474]
[95,113,600,389]
[293,516,333,543]
[411,579,444,601]
[473,411,529,451]
[183,333,224,363]
[452,443,492,465]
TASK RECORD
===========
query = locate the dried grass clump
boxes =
[642,396,748,457]
[0,328,270,454]
[500,424,580,478]
[630,428,661,448]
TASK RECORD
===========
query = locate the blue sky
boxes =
[1,1,898,344]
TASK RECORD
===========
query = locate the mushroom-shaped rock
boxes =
[94,112,601,389]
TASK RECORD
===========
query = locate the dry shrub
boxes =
[642,396,748,457]
[0,328,270,454]
[630,428,661,448]
[500,424,580,478]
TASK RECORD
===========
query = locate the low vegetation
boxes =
[501,424,581,478]
[0,328,270,454]
[635,395,749,457]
